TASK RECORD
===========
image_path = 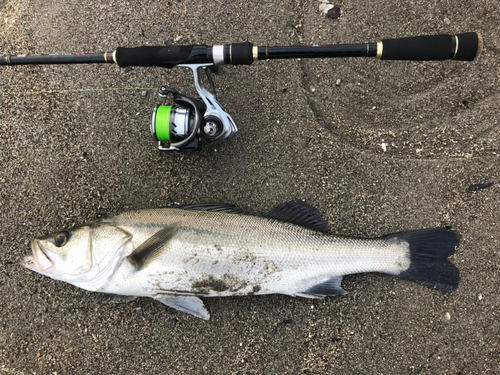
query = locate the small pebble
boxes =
[319,3,334,13]
[479,294,483,300]
[141,91,148,97]
[335,78,341,86]
[326,6,341,19]
[445,312,451,320]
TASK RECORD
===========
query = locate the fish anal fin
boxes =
[264,200,331,233]
[154,295,210,320]
[303,276,346,297]
[127,223,180,271]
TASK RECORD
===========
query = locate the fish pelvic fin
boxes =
[154,295,210,320]
[127,223,180,271]
[384,228,460,292]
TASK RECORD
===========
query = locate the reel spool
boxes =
[151,87,204,151]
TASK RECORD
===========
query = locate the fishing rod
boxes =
[1,32,482,151]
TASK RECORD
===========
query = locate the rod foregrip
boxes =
[379,32,482,61]
[228,42,254,65]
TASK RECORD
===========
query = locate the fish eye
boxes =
[54,231,70,247]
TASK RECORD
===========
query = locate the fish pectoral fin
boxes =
[154,295,210,320]
[301,276,346,297]
[264,200,331,233]
[127,223,180,271]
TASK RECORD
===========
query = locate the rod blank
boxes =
[0,52,115,66]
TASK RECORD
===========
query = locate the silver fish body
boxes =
[23,201,460,320]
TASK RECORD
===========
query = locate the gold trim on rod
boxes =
[376,41,383,59]
[253,46,258,61]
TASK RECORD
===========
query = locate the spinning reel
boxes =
[151,64,237,151]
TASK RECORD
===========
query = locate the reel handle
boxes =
[379,32,482,61]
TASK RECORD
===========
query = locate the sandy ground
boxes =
[0,0,499,373]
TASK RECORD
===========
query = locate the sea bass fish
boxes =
[22,200,460,320]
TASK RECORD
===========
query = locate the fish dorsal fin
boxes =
[154,294,210,320]
[127,223,180,271]
[176,203,243,214]
[303,276,346,297]
[264,200,331,232]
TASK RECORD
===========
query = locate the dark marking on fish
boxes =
[192,275,229,292]
[467,182,494,193]
[192,274,249,294]
[249,285,261,295]
[233,249,257,264]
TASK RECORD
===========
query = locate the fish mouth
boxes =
[22,240,54,271]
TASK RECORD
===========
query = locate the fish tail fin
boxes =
[384,228,460,292]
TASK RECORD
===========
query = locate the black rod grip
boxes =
[229,42,254,65]
[380,32,482,61]
[114,45,213,68]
